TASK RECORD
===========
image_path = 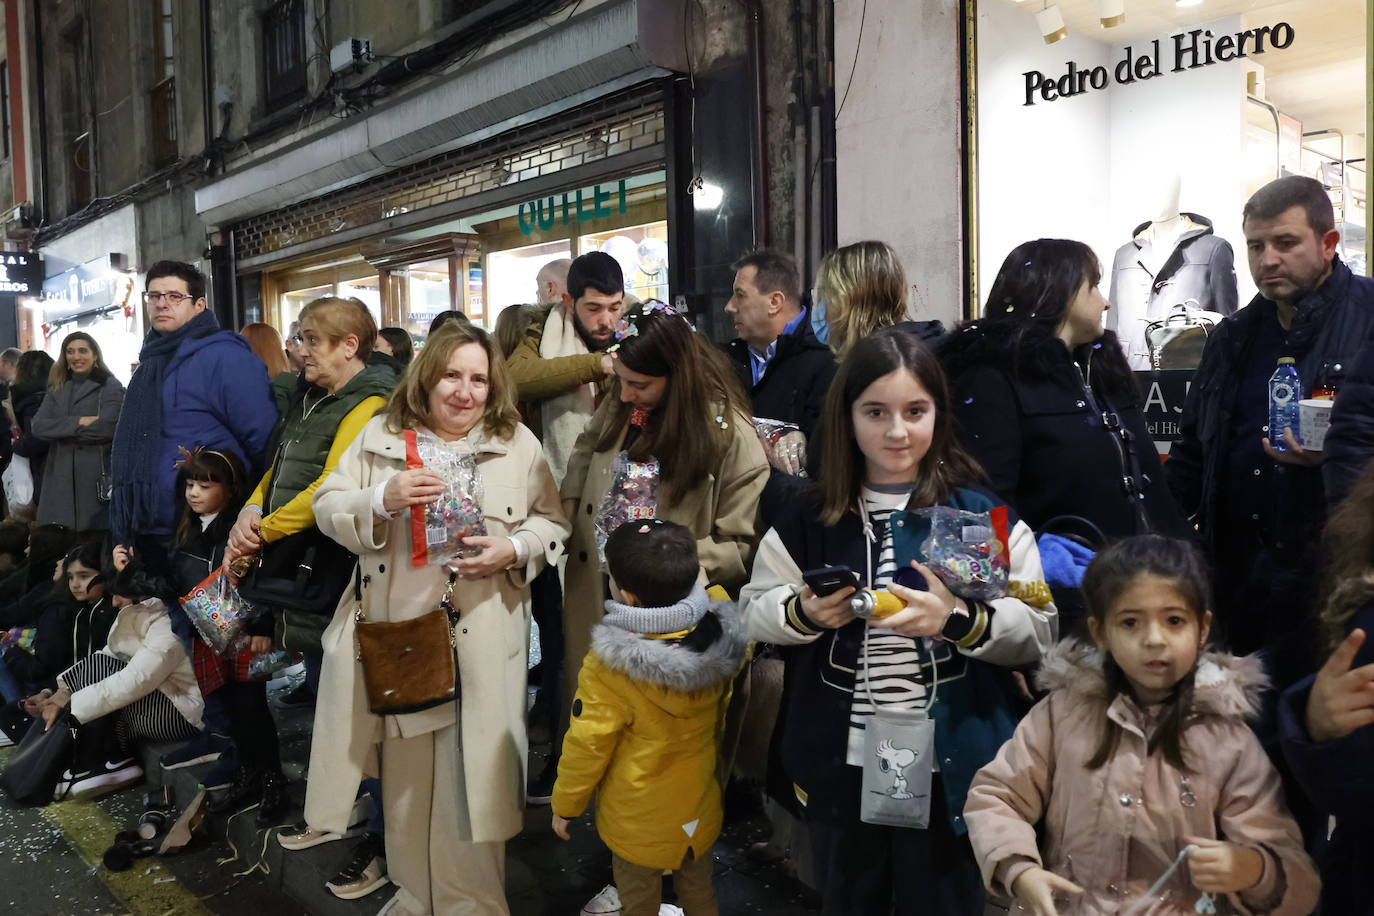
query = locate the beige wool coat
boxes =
[559,403,768,708]
[305,415,569,842]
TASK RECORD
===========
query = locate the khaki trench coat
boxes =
[559,404,768,711]
[305,415,569,842]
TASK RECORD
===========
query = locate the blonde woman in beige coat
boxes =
[308,322,569,916]
[559,302,768,727]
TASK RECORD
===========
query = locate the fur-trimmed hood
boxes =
[1036,637,1268,722]
[939,320,1138,402]
[590,599,748,694]
[1320,570,1374,634]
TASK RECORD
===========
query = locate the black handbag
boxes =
[1,717,75,806]
[237,527,357,616]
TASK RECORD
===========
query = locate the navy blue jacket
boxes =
[1167,258,1374,551]
[137,330,278,539]
[1324,330,1374,508]
[725,311,836,441]
[746,487,1053,833]
[1279,601,1374,914]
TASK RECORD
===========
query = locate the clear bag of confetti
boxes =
[752,417,800,448]
[405,429,488,568]
[594,451,660,561]
[179,566,260,654]
[913,505,1010,602]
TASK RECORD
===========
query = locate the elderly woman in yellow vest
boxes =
[308,321,568,915]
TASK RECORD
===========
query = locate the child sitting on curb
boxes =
[551,519,748,916]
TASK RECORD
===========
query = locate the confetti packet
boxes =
[593,451,660,562]
[179,567,260,654]
[405,429,488,567]
[913,505,1010,602]
[752,417,800,448]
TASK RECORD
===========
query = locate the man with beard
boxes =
[505,251,621,803]
[1168,175,1374,836]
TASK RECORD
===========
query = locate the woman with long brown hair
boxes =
[31,332,125,531]
[239,322,290,378]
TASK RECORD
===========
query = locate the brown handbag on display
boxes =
[354,571,461,716]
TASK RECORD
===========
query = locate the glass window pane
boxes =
[486,240,573,326]
[579,221,669,304]
[404,259,451,339]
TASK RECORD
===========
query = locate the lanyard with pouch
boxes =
[857,498,938,829]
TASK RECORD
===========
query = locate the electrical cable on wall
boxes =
[834,0,867,122]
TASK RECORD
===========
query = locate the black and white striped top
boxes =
[846,485,930,766]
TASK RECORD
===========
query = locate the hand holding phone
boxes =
[799,565,860,629]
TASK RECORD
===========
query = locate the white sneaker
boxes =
[580,884,622,915]
[659,907,685,916]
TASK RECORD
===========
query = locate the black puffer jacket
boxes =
[10,381,48,500]
[939,321,1189,540]
[725,312,836,439]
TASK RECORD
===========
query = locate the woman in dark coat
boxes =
[31,333,125,531]
[939,239,1189,544]
[10,349,55,509]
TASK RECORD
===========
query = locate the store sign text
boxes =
[1023,21,1295,106]
[0,253,43,296]
[518,180,629,236]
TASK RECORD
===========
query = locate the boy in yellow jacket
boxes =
[551,520,748,916]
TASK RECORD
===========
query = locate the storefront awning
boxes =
[194,0,682,228]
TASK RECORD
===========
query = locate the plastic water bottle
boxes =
[1268,357,1302,452]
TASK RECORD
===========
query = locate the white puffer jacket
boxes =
[60,597,203,730]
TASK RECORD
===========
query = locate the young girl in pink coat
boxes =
[965,535,1319,915]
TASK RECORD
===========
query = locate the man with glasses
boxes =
[109,261,278,573]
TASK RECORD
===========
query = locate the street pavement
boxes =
[0,673,821,916]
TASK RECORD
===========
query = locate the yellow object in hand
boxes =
[854,589,905,621]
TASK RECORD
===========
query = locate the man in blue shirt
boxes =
[724,250,835,476]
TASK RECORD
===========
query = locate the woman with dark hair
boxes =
[939,239,1187,543]
[27,559,202,800]
[374,327,414,367]
[742,328,1055,916]
[31,332,126,531]
[561,301,768,709]
[10,349,56,510]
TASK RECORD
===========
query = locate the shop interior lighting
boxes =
[1100,0,1124,27]
[1037,3,1067,43]
[1176,0,1203,6]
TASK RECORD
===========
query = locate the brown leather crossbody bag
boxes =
[354,571,460,715]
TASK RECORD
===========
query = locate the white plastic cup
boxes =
[1298,399,1333,451]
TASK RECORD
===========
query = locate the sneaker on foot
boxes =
[197,752,238,792]
[580,885,621,915]
[160,732,232,770]
[277,821,347,851]
[67,758,143,798]
[526,760,556,806]
[326,833,389,900]
[275,682,316,708]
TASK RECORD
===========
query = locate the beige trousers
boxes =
[612,849,718,916]
[381,722,508,915]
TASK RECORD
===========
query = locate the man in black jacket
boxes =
[1168,176,1374,695]
[724,250,835,476]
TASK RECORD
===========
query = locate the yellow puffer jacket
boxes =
[552,588,748,870]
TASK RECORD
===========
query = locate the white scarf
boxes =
[538,304,597,487]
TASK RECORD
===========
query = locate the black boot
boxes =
[254,770,287,828]
[207,765,261,815]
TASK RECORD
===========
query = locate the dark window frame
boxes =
[261,0,308,110]
[150,0,178,167]
[0,60,10,160]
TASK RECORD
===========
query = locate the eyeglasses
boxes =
[143,291,193,306]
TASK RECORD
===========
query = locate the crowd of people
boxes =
[0,172,1368,916]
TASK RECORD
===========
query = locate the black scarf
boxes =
[109,310,221,542]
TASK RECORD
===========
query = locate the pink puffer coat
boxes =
[964,640,1319,915]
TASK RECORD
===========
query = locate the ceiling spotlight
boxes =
[1037,4,1067,43]
[1100,0,1124,27]
[1176,0,1203,6]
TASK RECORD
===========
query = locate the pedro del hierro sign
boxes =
[1023,21,1295,106]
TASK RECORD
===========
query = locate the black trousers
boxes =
[529,563,563,720]
[218,679,281,775]
[807,775,985,916]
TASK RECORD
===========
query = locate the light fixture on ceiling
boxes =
[1100,0,1125,27]
[1176,0,1203,7]
[1037,3,1067,44]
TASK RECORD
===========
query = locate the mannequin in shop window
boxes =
[1107,174,1240,370]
